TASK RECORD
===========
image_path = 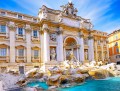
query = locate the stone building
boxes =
[108,29,120,63]
[0,2,108,73]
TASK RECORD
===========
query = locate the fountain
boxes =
[13,52,120,90]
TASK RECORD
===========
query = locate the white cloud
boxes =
[12,0,51,15]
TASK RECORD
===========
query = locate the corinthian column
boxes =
[56,27,64,62]
[106,40,110,62]
[78,31,84,62]
[8,21,16,63]
[25,25,31,63]
[41,24,50,63]
[88,33,94,62]
[101,39,104,62]
[94,38,98,61]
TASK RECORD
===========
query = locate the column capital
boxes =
[106,40,109,43]
[41,24,49,33]
[88,34,93,40]
[94,37,98,41]
[56,30,63,35]
[56,27,63,35]
[77,44,80,49]
[24,24,32,33]
[100,38,104,43]
[8,21,16,31]
[78,31,84,38]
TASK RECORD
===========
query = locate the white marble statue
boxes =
[50,48,56,61]
[85,50,88,60]
[69,51,77,62]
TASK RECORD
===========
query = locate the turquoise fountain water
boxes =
[27,77,120,91]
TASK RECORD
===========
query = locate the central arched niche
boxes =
[64,37,78,61]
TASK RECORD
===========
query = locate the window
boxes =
[18,15,22,19]
[0,48,6,56]
[33,30,38,37]
[18,49,24,57]
[0,25,6,33]
[116,48,119,53]
[18,28,23,35]
[34,50,39,58]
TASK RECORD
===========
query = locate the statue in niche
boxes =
[50,33,56,42]
[68,50,77,68]
[50,48,56,61]
[85,50,88,60]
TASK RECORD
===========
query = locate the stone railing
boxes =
[31,36,40,42]
[16,56,26,63]
[0,10,38,23]
[0,32,9,38]
[16,34,26,40]
[31,57,40,63]
[0,56,9,63]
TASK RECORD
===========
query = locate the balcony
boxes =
[31,57,40,63]
[16,56,26,63]
[16,34,25,41]
[0,32,9,39]
[31,36,40,42]
[0,56,9,63]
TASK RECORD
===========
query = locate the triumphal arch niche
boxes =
[64,36,78,61]
[38,2,108,66]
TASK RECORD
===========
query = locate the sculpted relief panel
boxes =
[49,33,57,42]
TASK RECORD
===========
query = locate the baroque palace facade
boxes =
[108,29,120,63]
[0,2,108,73]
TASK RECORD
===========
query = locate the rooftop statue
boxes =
[61,2,78,17]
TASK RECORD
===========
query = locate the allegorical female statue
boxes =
[85,50,88,60]
[50,48,56,61]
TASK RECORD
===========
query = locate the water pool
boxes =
[27,77,120,91]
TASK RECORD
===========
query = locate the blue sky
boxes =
[0,0,120,33]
